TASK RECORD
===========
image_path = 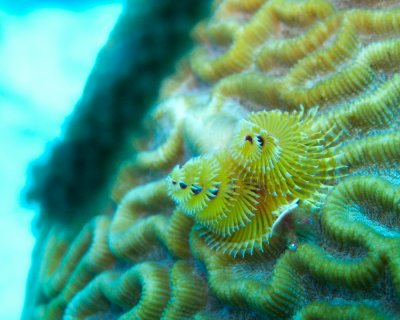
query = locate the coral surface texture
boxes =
[26,0,400,319]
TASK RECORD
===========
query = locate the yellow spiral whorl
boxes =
[167,108,344,256]
[229,108,342,198]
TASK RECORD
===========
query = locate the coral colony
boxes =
[26,0,400,319]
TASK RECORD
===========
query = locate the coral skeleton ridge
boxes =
[28,0,400,319]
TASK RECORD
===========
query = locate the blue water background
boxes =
[0,1,122,318]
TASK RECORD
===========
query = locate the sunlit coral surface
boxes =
[30,0,400,319]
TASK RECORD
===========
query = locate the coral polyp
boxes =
[167,108,344,256]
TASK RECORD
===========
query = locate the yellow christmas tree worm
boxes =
[229,108,343,196]
[168,154,260,237]
[167,108,344,256]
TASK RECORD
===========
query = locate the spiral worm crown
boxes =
[167,109,343,256]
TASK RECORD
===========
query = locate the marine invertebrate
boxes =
[167,153,259,236]
[166,108,343,255]
[24,0,400,319]
[229,108,342,196]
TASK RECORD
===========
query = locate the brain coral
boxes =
[25,0,400,319]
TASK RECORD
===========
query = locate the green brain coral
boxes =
[25,0,400,319]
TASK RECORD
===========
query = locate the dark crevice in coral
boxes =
[87,304,124,320]
[316,226,370,260]
[298,272,399,319]
[333,0,400,10]
[230,257,277,282]
[356,199,400,231]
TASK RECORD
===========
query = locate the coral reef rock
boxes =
[25,0,400,319]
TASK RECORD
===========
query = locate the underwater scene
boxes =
[5,0,400,319]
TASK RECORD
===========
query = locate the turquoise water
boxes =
[0,3,122,318]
